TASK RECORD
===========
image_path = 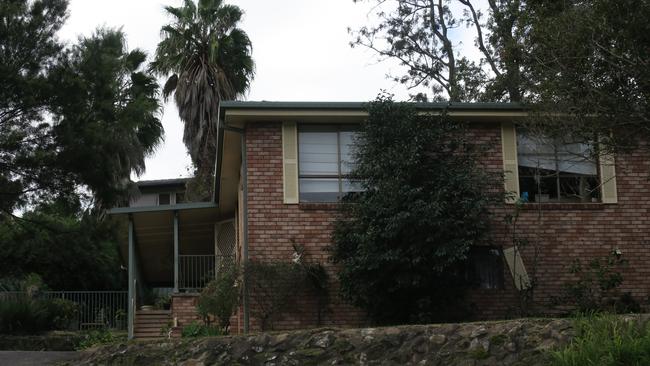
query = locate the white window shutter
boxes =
[503,247,531,291]
[501,122,520,203]
[282,122,299,204]
[599,146,618,203]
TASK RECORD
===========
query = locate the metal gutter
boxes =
[211,101,224,205]
[219,100,526,111]
[107,201,218,215]
[218,121,250,333]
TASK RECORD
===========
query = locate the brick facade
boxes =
[171,293,244,336]
[244,123,366,332]
[240,121,650,331]
[171,294,201,329]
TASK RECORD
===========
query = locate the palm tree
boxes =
[152,0,254,183]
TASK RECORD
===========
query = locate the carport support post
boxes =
[174,211,179,292]
[127,217,135,340]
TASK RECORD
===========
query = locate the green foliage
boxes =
[0,274,78,334]
[291,242,330,325]
[330,95,501,325]
[75,328,123,350]
[0,0,68,214]
[244,261,305,331]
[181,321,223,338]
[551,314,650,366]
[154,293,172,310]
[523,0,649,153]
[49,28,164,208]
[350,0,525,102]
[1,1,163,213]
[555,251,639,314]
[197,267,240,334]
[0,295,78,335]
[0,199,124,290]
[152,0,255,188]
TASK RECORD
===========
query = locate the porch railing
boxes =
[179,255,235,292]
[0,291,128,330]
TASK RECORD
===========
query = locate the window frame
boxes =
[297,124,358,203]
[467,246,505,290]
[516,128,602,203]
[157,192,172,206]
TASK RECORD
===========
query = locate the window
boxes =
[467,247,504,290]
[517,129,600,203]
[298,125,361,202]
[158,193,171,205]
[175,192,185,204]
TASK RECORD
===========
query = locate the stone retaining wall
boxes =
[72,316,606,365]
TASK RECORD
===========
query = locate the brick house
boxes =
[110,101,637,339]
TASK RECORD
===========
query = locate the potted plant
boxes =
[155,293,172,310]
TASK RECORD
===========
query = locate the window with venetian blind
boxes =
[298,125,361,202]
[517,129,601,203]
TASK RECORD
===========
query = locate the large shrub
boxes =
[0,274,78,334]
[0,295,77,334]
[244,261,305,331]
[197,267,240,334]
[330,95,501,325]
[0,199,125,290]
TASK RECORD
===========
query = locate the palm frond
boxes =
[153,0,254,169]
[162,74,178,101]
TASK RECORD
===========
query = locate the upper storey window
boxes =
[298,125,360,202]
[517,129,600,203]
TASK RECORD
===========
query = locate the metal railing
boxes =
[0,291,128,330]
[179,255,235,292]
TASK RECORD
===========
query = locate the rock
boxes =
[71,316,623,366]
[252,345,264,353]
[268,333,289,347]
[470,326,488,338]
[469,337,490,353]
[313,332,335,348]
[535,339,556,352]
[254,334,270,347]
[429,334,447,345]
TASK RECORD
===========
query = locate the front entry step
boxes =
[134,310,172,340]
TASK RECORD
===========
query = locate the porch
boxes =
[108,202,237,339]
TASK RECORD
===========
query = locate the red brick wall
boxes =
[245,123,366,332]
[171,294,201,329]
[244,121,650,328]
[172,294,244,336]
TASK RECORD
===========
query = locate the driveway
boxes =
[0,351,81,365]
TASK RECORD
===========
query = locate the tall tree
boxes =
[51,29,164,208]
[330,95,501,324]
[0,0,164,214]
[152,0,255,197]
[522,0,649,153]
[350,0,525,102]
[0,0,69,215]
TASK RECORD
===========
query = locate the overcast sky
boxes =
[58,0,480,181]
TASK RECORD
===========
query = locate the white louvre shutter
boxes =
[501,122,520,203]
[282,122,299,204]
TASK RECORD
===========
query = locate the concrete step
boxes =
[135,313,171,318]
[136,310,171,315]
[134,310,172,339]
[135,323,170,329]
[135,318,171,323]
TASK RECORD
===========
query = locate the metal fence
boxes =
[179,255,235,291]
[0,291,128,330]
